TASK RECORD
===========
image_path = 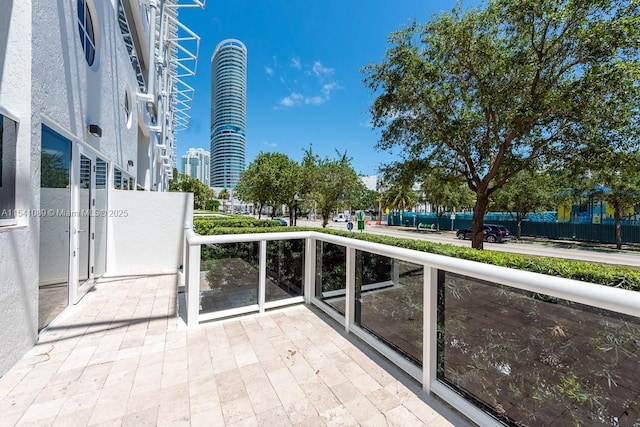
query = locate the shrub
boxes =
[193,225,640,291]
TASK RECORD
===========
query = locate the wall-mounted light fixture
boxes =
[88,124,102,138]
[127,160,134,168]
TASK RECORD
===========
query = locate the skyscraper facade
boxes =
[210,39,247,188]
[181,148,210,186]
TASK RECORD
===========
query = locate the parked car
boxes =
[332,213,350,222]
[456,224,511,243]
[273,217,288,226]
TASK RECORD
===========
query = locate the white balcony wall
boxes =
[106,191,192,275]
[0,0,37,376]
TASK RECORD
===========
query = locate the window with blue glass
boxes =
[77,0,97,66]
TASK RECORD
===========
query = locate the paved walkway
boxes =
[0,274,471,426]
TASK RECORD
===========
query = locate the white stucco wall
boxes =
[0,0,153,377]
[0,0,37,377]
[106,191,192,275]
[32,0,140,172]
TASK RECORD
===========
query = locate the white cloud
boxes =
[322,82,338,95]
[305,96,325,105]
[262,141,277,147]
[312,61,334,77]
[265,66,274,76]
[280,92,304,107]
[290,56,302,69]
[274,59,340,108]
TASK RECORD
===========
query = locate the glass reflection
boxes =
[199,242,259,314]
[438,271,640,426]
[314,241,346,314]
[266,239,304,302]
[355,251,424,365]
[38,126,71,331]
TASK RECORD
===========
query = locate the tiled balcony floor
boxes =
[0,274,471,426]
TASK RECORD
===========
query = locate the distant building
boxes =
[360,175,378,191]
[181,148,210,186]
[210,39,247,188]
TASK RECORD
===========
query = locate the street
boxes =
[295,219,640,267]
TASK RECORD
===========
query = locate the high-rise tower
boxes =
[181,148,210,186]
[210,39,247,188]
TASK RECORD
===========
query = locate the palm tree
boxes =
[218,188,230,212]
[382,185,418,223]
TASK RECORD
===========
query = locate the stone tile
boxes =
[345,395,383,425]
[329,381,362,405]
[221,396,256,425]
[384,404,424,427]
[366,387,402,413]
[266,368,304,406]
[404,395,455,426]
[15,398,66,424]
[282,398,320,425]
[255,406,292,426]
[216,368,248,403]
[318,405,359,426]
[51,408,93,427]
[0,276,470,427]
[190,407,225,426]
[120,406,158,426]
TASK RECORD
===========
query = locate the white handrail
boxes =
[185,229,640,318]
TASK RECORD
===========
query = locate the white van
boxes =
[332,212,350,222]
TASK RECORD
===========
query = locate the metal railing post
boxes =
[423,266,438,391]
[345,246,356,333]
[304,236,315,304]
[259,240,266,313]
[187,242,200,327]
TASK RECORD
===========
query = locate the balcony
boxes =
[0,274,468,426]
[183,229,640,426]
[1,226,638,426]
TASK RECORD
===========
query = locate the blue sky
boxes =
[176,0,461,176]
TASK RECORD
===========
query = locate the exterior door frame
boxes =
[72,142,109,304]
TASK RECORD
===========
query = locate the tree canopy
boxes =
[169,171,213,209]
[363,0,640,248]
[235,152,301,219]
[302,148,361,228]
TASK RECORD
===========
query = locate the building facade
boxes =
[210,39,247,189]
[181,147,211,185]
[0,0,202,376]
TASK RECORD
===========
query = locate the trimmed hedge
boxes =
[194,216,284,234]
[194,226,640,291]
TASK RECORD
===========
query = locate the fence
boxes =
[183,227,640,426]
[388,212,640,244]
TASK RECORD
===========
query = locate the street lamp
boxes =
[293,193,299,226]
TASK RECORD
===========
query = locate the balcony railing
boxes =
[183,228,640,426]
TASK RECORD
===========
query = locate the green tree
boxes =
[592,152,640,249]
[216,189,231,213]
[490,167,559,238]
[351,186,379,213]
[234,152,301,221]
[422,173,475,230]
[303,148,360,228]
[41,153,69,188]
[169,172,213,210]
[364,0,640,249]
[381,183,417,223]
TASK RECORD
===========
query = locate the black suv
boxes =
[456,224,511,243]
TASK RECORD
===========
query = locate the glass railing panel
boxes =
[355,251,424,366]
[199,242,259,314]
[437,271,640,426]
[265,239,304,302]
[314,241,346,314]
